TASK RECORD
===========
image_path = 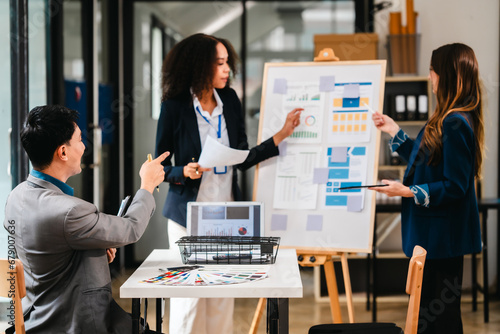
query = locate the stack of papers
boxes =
[141,265,269,286]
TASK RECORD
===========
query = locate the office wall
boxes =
[375,0,500,289]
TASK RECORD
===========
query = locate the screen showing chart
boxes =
[188,202,262,237]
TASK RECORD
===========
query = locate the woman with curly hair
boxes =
[155,33,301,334]
[371,43,484,333]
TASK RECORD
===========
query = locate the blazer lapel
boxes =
[182,104,202,156]
[223,103,238,149]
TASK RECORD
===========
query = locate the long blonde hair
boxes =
[422,43,484,178]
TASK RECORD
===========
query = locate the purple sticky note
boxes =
[306,215,323,231]
[319,76,335,92]
[347,196,363,212]
[313,168,329,184]
[271,214,287,231]
[331,147,348,163]
[273,78,287,94]
[278,141,287,156]
[343,84,360,98]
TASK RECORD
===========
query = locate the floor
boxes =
[112,267,500,334]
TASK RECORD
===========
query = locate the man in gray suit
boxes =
[4,105,168,333]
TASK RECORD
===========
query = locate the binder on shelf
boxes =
[418,95,428,120]
[406,95,417,120]
[394,95,406,121]
[390,151,404,166]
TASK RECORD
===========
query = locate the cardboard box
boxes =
[314,33,378,61]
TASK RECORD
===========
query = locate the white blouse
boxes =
[193,89,234,202]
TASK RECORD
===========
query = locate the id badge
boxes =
[214,166,227,174]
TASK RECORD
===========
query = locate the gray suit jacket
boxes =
[3,174,155,333]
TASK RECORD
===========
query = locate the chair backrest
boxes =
[404,245,427,334]
[0,259,26,334]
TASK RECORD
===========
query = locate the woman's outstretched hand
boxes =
[273,108,303,145]
[372,111,400,137]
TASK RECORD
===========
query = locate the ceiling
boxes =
[138,1,355,46]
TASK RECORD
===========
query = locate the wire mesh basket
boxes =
[176,236,280,264]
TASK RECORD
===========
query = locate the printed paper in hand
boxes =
[198,136,250,168]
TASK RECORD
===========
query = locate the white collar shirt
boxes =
[193,89,234,202]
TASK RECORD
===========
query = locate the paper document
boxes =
[198,136,250,168]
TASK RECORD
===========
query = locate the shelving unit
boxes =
[378,76,432,172]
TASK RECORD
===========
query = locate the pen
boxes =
[192,157,199,175]
[362,101,376,114]
[338,184,388,190]
[147,154,160,192]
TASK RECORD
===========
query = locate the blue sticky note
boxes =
[313,168,329,184]
[331,147,348,163]
[319,76,335,92]
[271,214,287,231]
[278,141,287,156]
[273,78,287,94]
[343,84,360,99]
[347,196,363,212]
[306,215,323,231]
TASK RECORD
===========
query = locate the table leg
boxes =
[132,298,140,334]
[156,298,163,333]
[267,298,289,334]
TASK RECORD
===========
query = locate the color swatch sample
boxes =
[141,266,269,286]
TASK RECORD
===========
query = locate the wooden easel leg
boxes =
[249,297,266,334]
[341,253,355,323]
[323,259,343,323]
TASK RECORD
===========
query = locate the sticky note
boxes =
[347,196,363,212]
[333,99,343,107]
[343,84,360,99]
[319,76,335,92]
[271,214,287,231]
[273,78,287,94]
[313,168,329,184]
[331,147,348,163]
[306,215,323,231]
[278,141,287,156]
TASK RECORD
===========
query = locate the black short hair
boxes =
[21,105,79,169]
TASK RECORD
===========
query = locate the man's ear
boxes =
[56,145,69,161]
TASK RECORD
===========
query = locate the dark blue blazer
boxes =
[397,112,481,259]
[155,87,279,227]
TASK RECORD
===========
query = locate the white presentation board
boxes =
[254,60,386,253]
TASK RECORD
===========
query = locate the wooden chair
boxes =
[0,259,26,334]
[308,245,427,334]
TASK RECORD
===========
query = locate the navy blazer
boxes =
[397,113,481,259]
[155,87,279,227]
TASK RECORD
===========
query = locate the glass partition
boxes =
[0,0,12,263]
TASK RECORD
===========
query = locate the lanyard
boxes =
[196,106,221,139]
[195,105,227,175]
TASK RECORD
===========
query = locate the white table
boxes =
[120,248,303,334]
